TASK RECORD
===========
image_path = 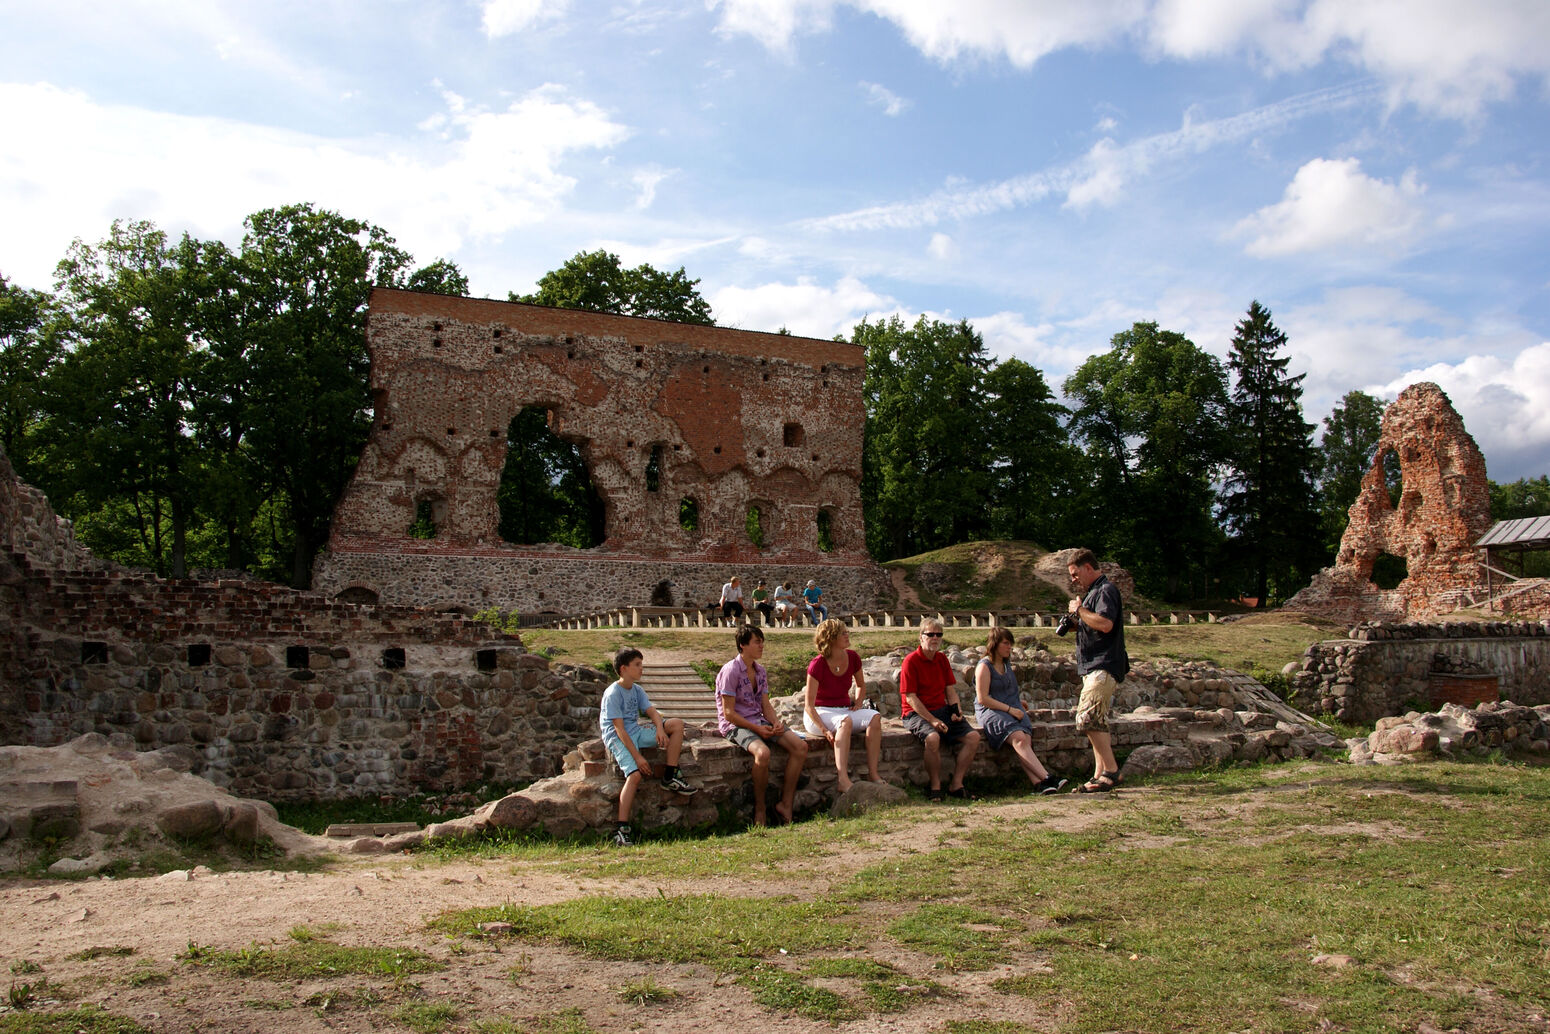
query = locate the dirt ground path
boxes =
[0,795,1130,1034]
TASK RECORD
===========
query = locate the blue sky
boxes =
[3,0,1549,480]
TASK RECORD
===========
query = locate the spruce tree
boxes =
[1221,301,1321,606]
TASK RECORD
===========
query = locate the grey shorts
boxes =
[727,726,779,752]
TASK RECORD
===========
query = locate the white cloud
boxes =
[1233,157,1426,257]
[481,0,570,38]
[1374,343,1550,480]
[973,310,1092,377]
[716,0,1550,117]
[806,81,1378,231]
[708,0,833,52]
[926,232,956,260]
[708,275,896,337]
[860,81,911,116]
[631,166,673,209]
[0,81,628,289]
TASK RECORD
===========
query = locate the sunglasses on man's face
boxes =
[921,631,943,638]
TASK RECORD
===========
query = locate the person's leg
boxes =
[831,714,854,793]
[949,729,980,792]
[1087,730,1117,779]
[863,714,882,781]
[776,729,808,823]
[617,769,641,823]
[921,730,942,791]
[746,738,773,825]
[1009,730,1048,783]
[664,716,684,767]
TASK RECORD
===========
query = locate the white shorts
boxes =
[804,706,879,735]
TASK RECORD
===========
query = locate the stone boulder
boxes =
[1120,745,1196,778]
[156,800,224,839]
[830,780,908,818]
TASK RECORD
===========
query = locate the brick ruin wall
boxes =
[312,289,889,614]
[1290,620,1550,723]
[1287,382,1495,622]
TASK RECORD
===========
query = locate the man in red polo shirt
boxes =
[899,618,981,801]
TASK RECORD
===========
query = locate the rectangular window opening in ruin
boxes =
[382,647,406,670]
[784,422,804,447]
[187,644,212,667]
[476,649,498,672]
[82,641,108,664]
[286,645,309,669]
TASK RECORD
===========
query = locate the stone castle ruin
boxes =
[1288,382,1494,622]
[312,289,888,614]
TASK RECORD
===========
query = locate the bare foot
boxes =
[775,802,794,825]
[866,772,881,782]
[836,778,854,794]
[753,808,768,826]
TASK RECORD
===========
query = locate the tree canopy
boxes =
[512,249,713,325]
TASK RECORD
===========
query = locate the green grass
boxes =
[0,1008,156,1034]
[178,940,443,979]
[431,893,859,966]
[393,1002,460,1033]
[615,975,682,1005]
[736,964,860,1022]
[887,903,1020,970]
[472,1008,596,1034]
[65,947,134,962]
[273,785,524,835]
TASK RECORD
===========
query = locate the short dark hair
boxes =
[614,647,643,672]
[1069,548,1099,570]
[736,625,765,651]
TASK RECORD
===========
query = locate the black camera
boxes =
[1055,614,1075,636]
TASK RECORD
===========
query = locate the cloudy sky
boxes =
[3,0,1548,479]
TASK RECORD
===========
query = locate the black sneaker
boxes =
[612,824,633,846]
[662,772,699,795]
[1036,776,1069,796]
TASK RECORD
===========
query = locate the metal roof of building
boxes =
[1477,515,1550,548]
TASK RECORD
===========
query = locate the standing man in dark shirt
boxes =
[1066,549,1129,792]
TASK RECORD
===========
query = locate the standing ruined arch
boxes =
[1287,382,1492,621]
[314,289,887,612]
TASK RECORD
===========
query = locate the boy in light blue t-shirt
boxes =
[599,647,697,845]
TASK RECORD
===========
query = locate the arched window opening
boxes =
[816,509,835,552]
[650,580,674,606]
[1372,552,1408,590]
[645,444,664,493]
[409,497,439,539]
[746,504,766,548]
[1377,448,1402,507]
[497,406,606,547]
[679,497,700,533]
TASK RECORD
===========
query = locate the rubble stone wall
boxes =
[314,289,885,613]
[1291,621,1550,723]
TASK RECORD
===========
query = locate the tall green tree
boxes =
[1065,321,1229,600]
[513,250,713,325]
[980,357,1076,546]
[235,203,410,586]
[858,315,992,560]
[1315,389,1395,554]
[44,222,220,576]
[0,273,57,479]
[406,258,470,296]
[1220,301,1322,605]
[495,407,606,548]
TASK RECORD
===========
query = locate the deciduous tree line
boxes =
[2,206,1545,602]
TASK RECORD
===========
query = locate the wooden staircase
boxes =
[641,663,721,727]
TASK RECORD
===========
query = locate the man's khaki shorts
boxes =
[1075,669,1119,733]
